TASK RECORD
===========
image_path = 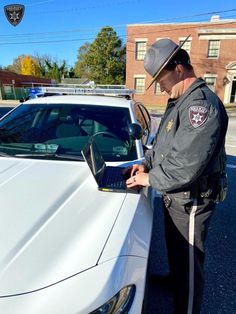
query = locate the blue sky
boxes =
[0,0,236,68]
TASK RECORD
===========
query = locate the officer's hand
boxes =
[126,172,150,188]
[123,164,146,178]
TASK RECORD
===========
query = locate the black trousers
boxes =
[163,194,216,314]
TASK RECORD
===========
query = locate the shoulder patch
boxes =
[189,106,208,128]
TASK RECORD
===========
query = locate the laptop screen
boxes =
[82,140,106,179]
[82,140,139,194]
[91,140,106,175]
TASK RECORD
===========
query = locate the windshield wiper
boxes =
[14,153,84,161]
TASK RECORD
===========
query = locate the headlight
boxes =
[90,285,136,314]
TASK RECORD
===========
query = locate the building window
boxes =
[134,77,145,94]
[179,38,191,54]
[135,41,147,60]
[207,40,220,58]
[155,82,163,95]
[204,76,217,91]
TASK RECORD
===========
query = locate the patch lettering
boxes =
[189,106,208,128]
[4,4,25,26]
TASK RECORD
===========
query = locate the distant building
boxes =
[126,16,236,106]
[0,70,52,100]
[0,70,52,87]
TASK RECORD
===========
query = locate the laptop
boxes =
[81,139,139,193]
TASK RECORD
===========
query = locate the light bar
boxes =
[37,86,135,97]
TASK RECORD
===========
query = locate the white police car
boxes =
[0,106,13,119]
[21,87,62,102]
[0,88,156,313]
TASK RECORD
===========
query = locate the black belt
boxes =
[164,173,221,199]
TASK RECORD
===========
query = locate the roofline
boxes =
[127,19,236,27]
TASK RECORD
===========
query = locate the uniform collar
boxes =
[184,77,206,95]
[168,77,206,107]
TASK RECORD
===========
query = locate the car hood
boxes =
[0,157,127,296]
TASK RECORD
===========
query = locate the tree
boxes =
[68,66,76,78]
[4,55,24,74]
[44,59,67,82]
[74,42,91,78]
[34,54,49,77]
[75,27,126,84]
[5,53,69,82]
[34,54,68,82]
[20,55,41,77]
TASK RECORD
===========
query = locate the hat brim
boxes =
[146,35,191,90]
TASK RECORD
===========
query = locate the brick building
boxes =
[0,70,52,99]
[0,70,51,87]
[126,16,236,107]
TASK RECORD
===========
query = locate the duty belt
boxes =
[164,172,221,199]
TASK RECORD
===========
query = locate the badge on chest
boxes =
[166,119,174,132]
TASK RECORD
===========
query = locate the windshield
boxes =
[0,107,13,118]
[0,103,137,161]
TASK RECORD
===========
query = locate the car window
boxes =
[0,103,137,162]
[0,107,13,118]
[134,102,151,145]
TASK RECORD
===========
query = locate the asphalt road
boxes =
[145,115,236,314]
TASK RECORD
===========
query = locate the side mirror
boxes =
[128,123,143,140]
[19,97,25,103]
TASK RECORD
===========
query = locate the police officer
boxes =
[126,37,228,314]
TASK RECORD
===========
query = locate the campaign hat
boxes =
[144,35,190,89]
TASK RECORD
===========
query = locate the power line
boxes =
[126,19,236,49]
[0,9,236,48]
[1,8,236,40]
[130,8,236,24]
[26,0,56,6]
[0,37,96,45]
[1,18,236,47]
[28,0,142,15]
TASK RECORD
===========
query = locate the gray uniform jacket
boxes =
[143,78,228,193]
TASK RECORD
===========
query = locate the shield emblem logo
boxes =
[4,4,25,26]
[189,106,208,128]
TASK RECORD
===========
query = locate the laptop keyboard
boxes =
[103,167,125,188]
